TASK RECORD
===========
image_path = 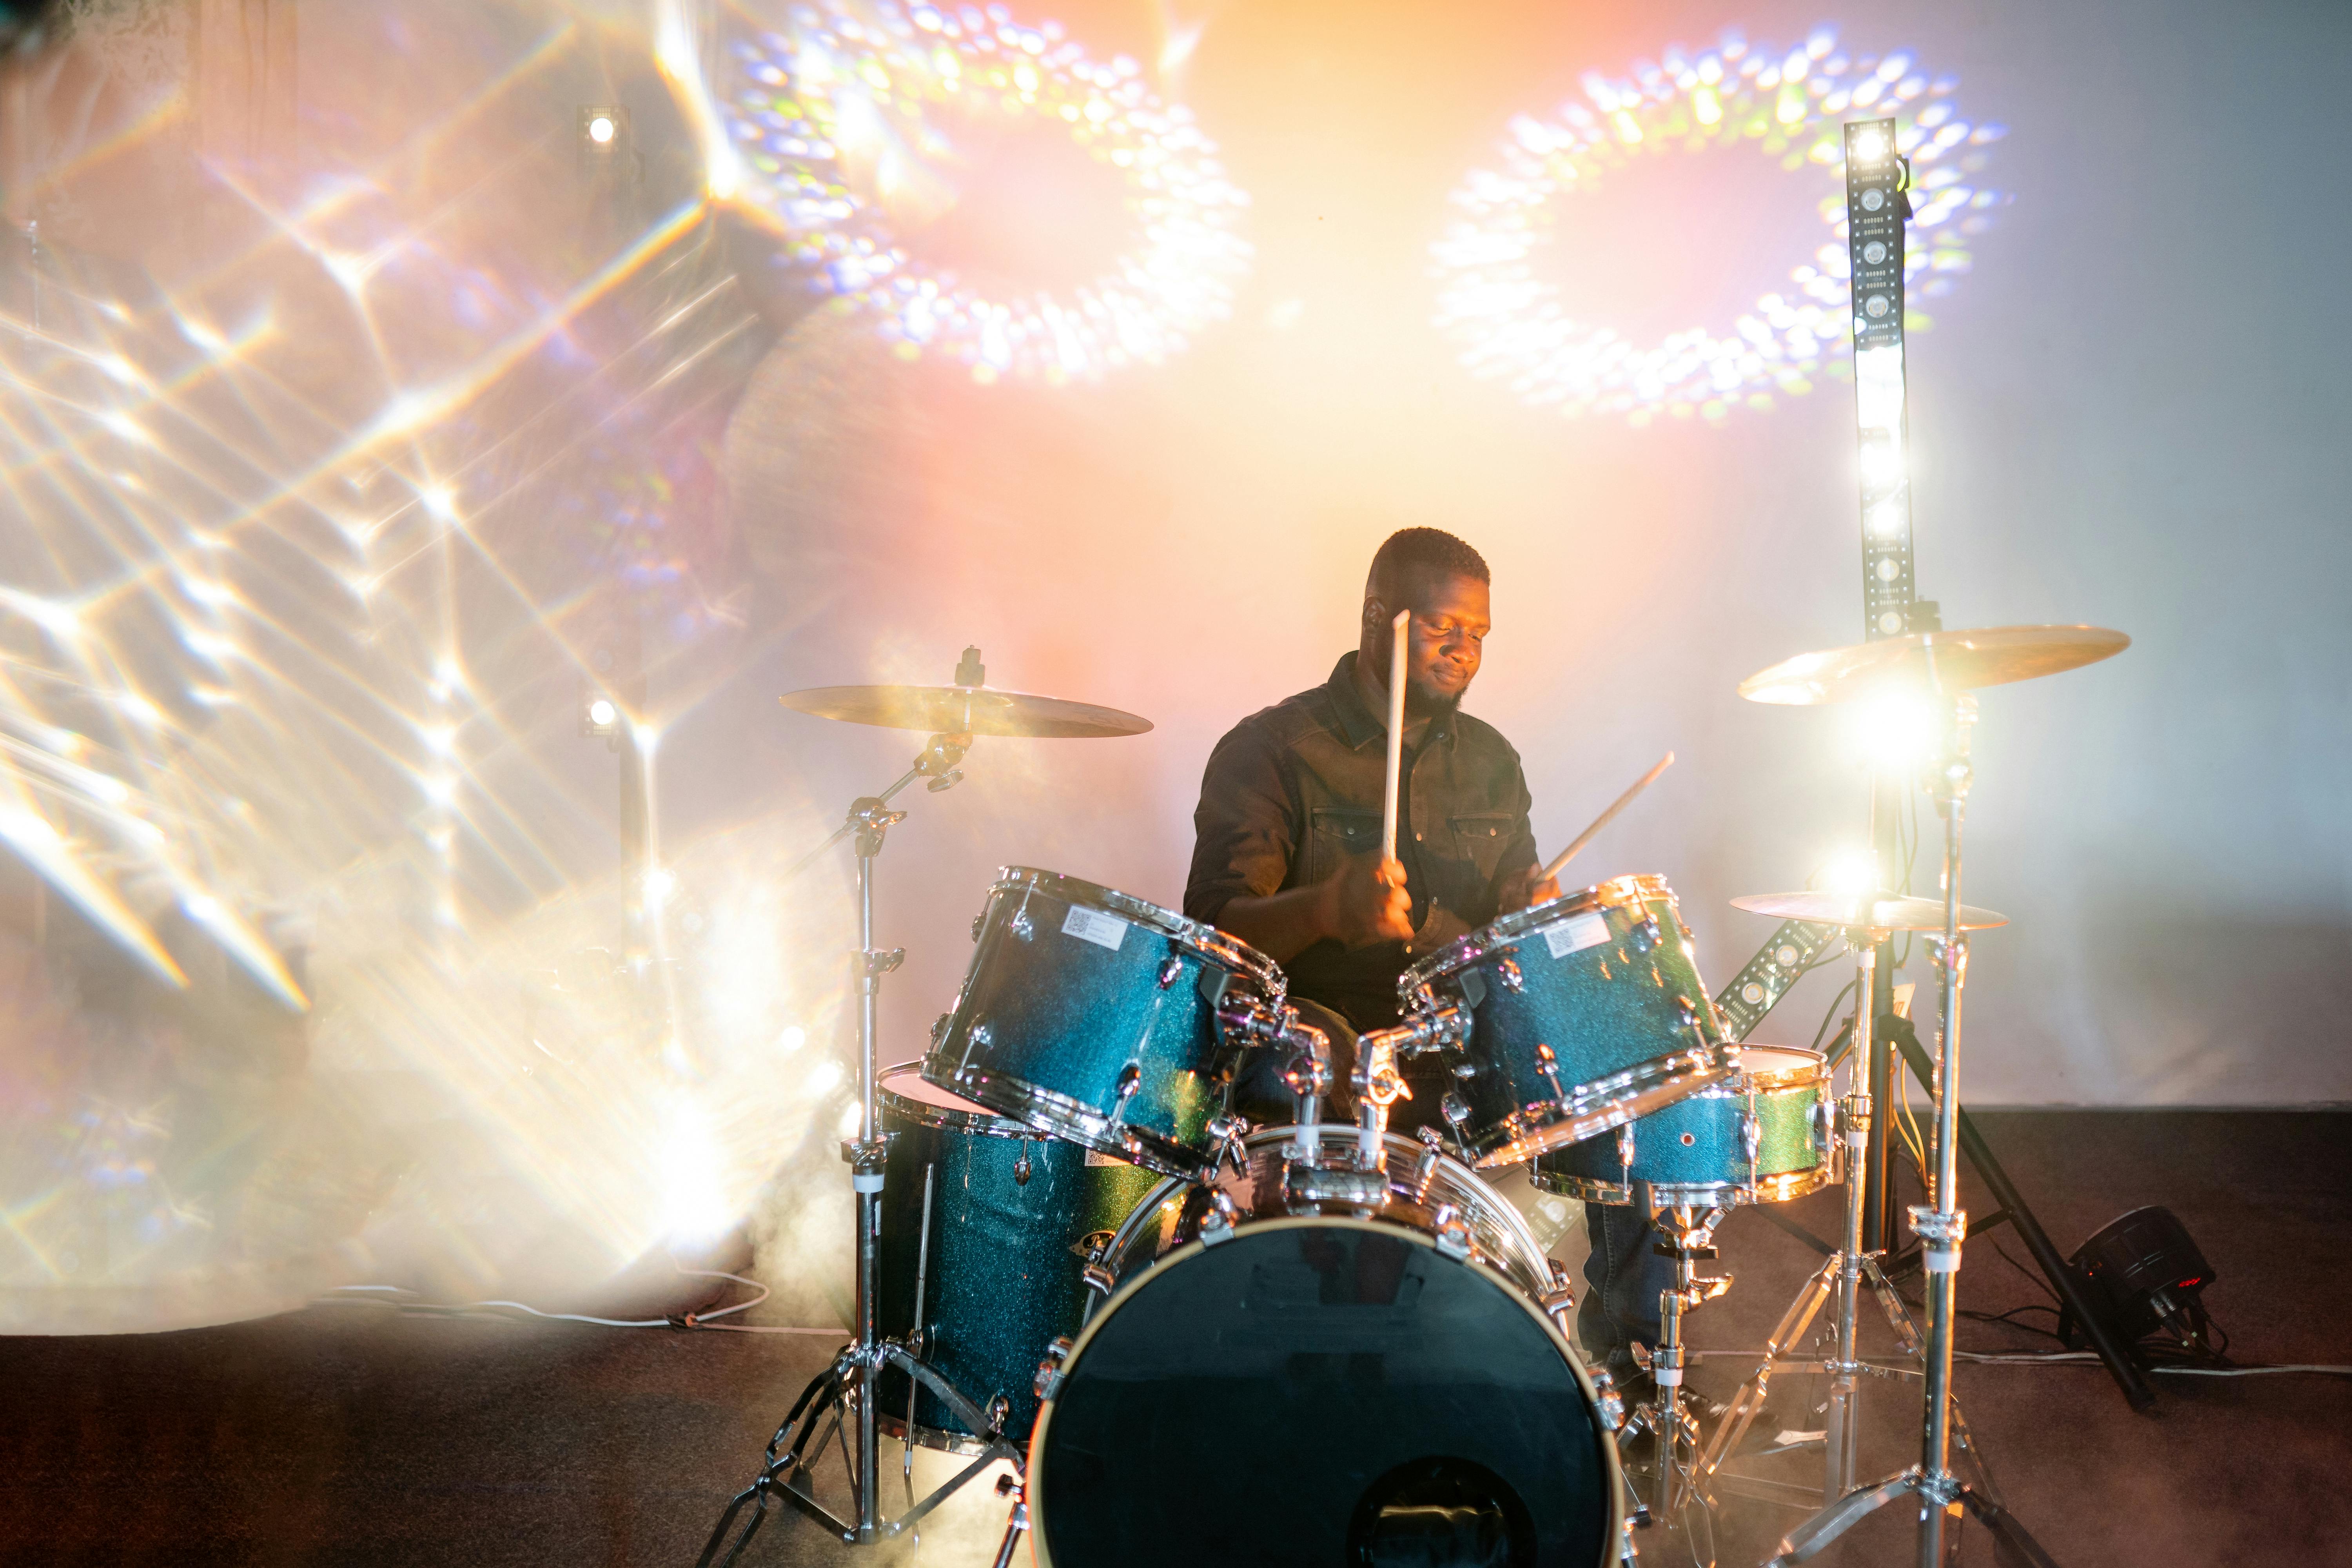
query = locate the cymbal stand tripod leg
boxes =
[1767,693,2060,1568]
[704,732,1029,1558]
[1699,931,1878,1498]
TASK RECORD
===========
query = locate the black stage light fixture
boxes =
[2060,1205,2222,1359]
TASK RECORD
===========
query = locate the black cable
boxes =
[1809,978,1857,1053]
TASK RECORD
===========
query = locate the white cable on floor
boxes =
[1689,1348,2352,1376]
[315,1259,846,1337]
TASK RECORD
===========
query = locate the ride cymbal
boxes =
[778,684,1152,738]
[1731,891,2008,932]
[1737,625,2130,706]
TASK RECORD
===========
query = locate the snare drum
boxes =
[1398,874,1737,1167]
[1030,1127,1623,1568]
[1534,1046,1836,1208]
[926,867,1284,1181]
[873,1068,1160,1451]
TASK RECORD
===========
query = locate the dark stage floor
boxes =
[2,1111,2345,1568]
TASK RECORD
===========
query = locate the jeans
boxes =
[1577,1191,1676,1383]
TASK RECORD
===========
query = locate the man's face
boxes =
[1365,570,1490,715]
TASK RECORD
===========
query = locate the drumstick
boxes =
[1381,610,1408,866]
[1540,751,1675,884]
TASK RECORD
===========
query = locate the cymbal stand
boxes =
[1767,693,2060,1568]
[1620,1203,1732,1528]
[1700,928,1990,1512]
[699,730,1022,1564]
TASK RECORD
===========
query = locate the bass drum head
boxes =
[1031,1216,1618,1568]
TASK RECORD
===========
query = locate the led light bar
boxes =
[1846,118,1919,641]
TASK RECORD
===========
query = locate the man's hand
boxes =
[1497,864,1561,916]
[1319,851,1413,949]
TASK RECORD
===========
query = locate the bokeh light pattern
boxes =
[719,0,1252,383]
[0,0,852,1330]
[1432,25,2009,424]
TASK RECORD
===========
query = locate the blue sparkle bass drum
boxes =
[1027,1126,1626,1568]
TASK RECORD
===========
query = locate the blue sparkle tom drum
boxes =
[925,867,1284,1181]
[1398,874,1739,1169]
[1533,1045,1836,1208]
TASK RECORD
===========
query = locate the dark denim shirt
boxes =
[1184,652,1540,1029]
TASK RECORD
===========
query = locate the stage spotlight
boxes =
[1816,849,1880,895]
[1851,125,1892,165]
[578,105,631,166]
[2061,1206,2223,1360]
[1847,692,1938,773]
[581,691,622,747]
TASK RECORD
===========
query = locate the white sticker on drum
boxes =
[1061,905,1129,951]
[1084,1148,1131,1167]
[1544,911,1612,959]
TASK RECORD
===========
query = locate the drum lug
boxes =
[1543,1257,1577,1316]
[1008,909,1034,942]
[1588,1365,1628,1434]
[1431,1203,1472,1260]
[1533,1042,1568,1105]
[929,1011,951,1046]
[1495,957,1524,993]
[1013,1143,1033,1185]
[1155,953,1183,989]
[1080,1261,1118,1297]
[1411,1127,1445,1200]
[1200,1189,1240,1244]
[1033,1338,1073,1402]
[1102,1063,1144,1141]
[1439,1093,1472,1146]
[970,913,984,942]
[1630,911,1663,952]
[1615,1118,1637,1171]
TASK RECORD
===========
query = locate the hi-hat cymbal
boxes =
[1732,891,2008,932]
[778,684,1152,739]
[1738,625,2130,706]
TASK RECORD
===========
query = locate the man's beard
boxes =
[1403,679,1465,721]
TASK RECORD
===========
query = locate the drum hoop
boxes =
[937,1065,1213,1181]
[1397,871,1676,996]
[881,1066,1048,1139]
[993,866,1285,995]
[1465,1045,1739,1168]
[1080,1124,1557,1326]
[1027,1212,1626,1568]
[876,1410,999,1458]
[1695,1045,1830,1097]
[1534,1163,1837,1208]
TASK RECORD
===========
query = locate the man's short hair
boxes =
[1368,527,1490,590]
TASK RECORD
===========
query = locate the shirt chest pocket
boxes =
[1307,806,1384,885]
[1449,813,1516,883]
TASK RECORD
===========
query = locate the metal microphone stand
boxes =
[697,728,1023,1565]
[1766,693,2060,1568]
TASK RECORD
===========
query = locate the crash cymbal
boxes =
[1737,625,2130,706]
[1732,891,2009,932]
[778,684,1152,739]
